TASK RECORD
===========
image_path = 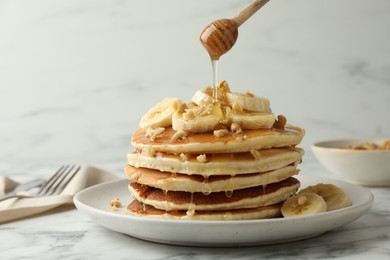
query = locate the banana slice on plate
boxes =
[299,183,352,211]
[172,103,224,133]
[281,193,327,217]
[139,98,183,129]
[226,92,271,113]
[227,112,275,129]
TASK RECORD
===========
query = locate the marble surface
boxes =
[0,0,389,259]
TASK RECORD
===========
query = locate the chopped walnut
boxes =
[273,115,287,130]
[235,135,247,142]
[236,136,243,142]
[230,122,243,133]
[142,147,156,157]
[145,127,165,141]
[214,129,229,138]
[342,140,390,150]
[218,80,231,93]
[203,86,213,96]
[196,154,208,163]
[172,130,188,141]
[110,198,122,211]
[180,153,189,161]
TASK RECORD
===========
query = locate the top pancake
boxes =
[131,125,304,154]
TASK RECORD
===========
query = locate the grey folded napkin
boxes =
[0,165,118,224]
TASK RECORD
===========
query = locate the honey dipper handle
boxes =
[233,0,270,27]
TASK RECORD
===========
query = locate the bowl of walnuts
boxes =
[312,139,390,186]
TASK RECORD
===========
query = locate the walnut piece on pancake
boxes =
[145,127,165,141]
[142,147,156,157]
[273,115,287,130]
[230,122,243,133]
[196,154,208,163]
[172,130,188,141]
[235,135,247,142]
[179,153,189,161]
[214,129,229,138]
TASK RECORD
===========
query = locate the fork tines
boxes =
[38,165,81,196]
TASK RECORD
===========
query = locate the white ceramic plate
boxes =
[74,175,373,247]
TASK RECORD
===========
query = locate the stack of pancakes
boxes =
[125,120,305,220]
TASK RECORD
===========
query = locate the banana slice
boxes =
[299,183,352,211]
[281,193,327,217]
[191,90,213,106]
[226,92,271,113]
[139,98,183,129]
[227,112,275,130]
[172,103,224,133]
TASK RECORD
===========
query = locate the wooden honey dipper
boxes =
[200,0,270,60]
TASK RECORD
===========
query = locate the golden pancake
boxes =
[131,125,304,154]
[128,177,300,211]
[127,200,283,220]
[125,164,299,193]
[127,147,303,176]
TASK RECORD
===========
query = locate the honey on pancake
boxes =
[202,176,212,196]
[227,176,234,191]
[137,184,148,197]
[261,184,267,194]
[225,190,234,198]
[131,126,304,155]
[202,191,211,196]
[186,192,196,216]
[126,48,305,219]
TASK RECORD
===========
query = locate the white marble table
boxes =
[1,160,390,259]
[1,0,390,259]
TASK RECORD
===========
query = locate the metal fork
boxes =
[0,165,81,202]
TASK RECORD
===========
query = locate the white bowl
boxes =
[312,139,390,186]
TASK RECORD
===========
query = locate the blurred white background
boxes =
[0,0,389,175]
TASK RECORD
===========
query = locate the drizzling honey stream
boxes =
[199,0,270,102]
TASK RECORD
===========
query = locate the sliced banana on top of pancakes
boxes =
[138,80,277,134]
[126,81,351,220]
[139,98,183,129]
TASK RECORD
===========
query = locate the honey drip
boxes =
[202,176,211,195]
[186,192,196,216]
[225,190,234,198]
[261,184,267,194]
[200,0,270,105]
[212,59,219,103]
